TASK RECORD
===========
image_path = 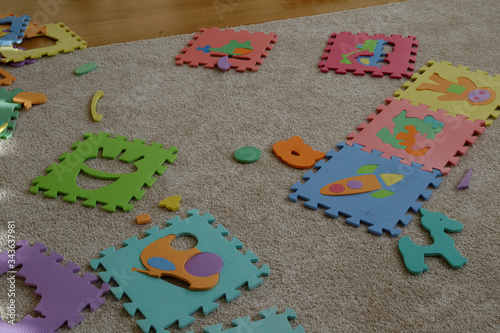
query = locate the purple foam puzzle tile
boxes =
[0,240,110,332]
[318,32,418,78]
[290,142,442,237]
[346,97,485,175]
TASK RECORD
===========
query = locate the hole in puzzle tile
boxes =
[376,43,394,67]
[84,150,138,174]
[170,235,198,251]
[0,275,41,324]
[16,36,58,50]
[160,275,191,290]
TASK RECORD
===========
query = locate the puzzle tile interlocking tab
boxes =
[175,27,277,72]
[0,22,87,63]
[0,88,22,139]
[394,60,500,125]
[203,307,305,333]
[30,132,177,212]
[290,142,442,236]
[318,32,418,78]
[346,97,485,175]
[90,209,269,333]
[0,240,110,332]
[0,14,30,46]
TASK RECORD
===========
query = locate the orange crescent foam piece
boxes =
[273,136,325,169]
[0,67,15,86]
[13,92,47,110]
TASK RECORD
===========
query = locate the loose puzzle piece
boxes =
[457,167,472,190]
[137,214,151,224]
[203,307,305,333]
[0,14,30,46]
[12,91,47,109]
[273,136,325,169]
[176,27,277,72]
[394,60,500,125]
[290,142,442,236]
[0,67,15,85]
[318,32,418,78]
[159,195,181,211]
[0,240,110,332]
[398,208,467,274]
[346,97,485,175]
[90,209,269,333]
[30,132,178,212]
[0,22,87,63]
[0,88,22,139]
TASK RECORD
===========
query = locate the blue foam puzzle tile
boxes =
[0,15,31,46]
[289,142,442,236]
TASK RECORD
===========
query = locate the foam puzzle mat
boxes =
[290,142,442,236]
[0,22,87,63]
[395,60,500,125]
[90,209,269,333]
[0,240,109,332]
[175,27,277,71]
[346,97,485,175]
[318,32,418,78]
[30,132,177,212]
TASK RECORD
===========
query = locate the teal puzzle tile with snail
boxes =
[30,132,177,212]
[90,209,269,333]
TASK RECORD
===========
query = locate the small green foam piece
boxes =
[234,146,261,163]
[75,61,98,75]
[446,83,466,95]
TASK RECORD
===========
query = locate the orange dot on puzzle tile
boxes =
[136,214,151,225]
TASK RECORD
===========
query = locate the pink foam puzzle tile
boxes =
[318,31,418,78]
[395,60,500,125]
[346,97,485,175]
[175,27,277,72]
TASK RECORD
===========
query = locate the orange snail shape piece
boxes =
[132,234,223,291]
[273,136,325,169]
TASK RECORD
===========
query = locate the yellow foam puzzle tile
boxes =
[394,60,500,126]
[0,22,87,63]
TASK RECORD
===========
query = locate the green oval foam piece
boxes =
[75,61,98,75]
[234,146,261,163]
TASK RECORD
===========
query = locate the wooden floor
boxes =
[8,0,406,46]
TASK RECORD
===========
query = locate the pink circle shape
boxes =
[185,252,223,277]
[347,180,363,189]
[329,184,345,193]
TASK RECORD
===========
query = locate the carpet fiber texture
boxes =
[1,0,499,331]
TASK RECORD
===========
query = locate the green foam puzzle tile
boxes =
[30,132,177,212]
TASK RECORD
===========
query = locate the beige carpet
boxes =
[1,0,499,331]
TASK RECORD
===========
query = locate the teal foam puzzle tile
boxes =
[90,209,269,333]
